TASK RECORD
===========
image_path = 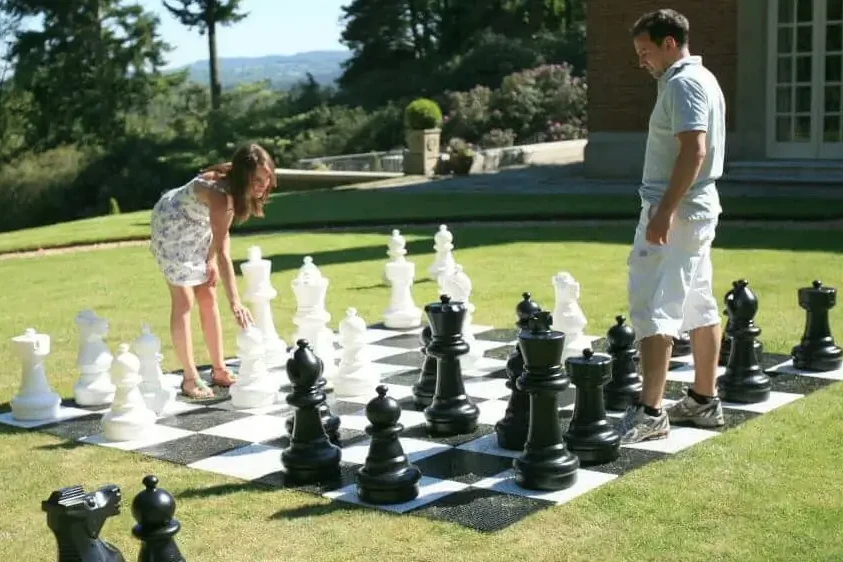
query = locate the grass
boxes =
[1,223,842,561]
[0,186,841,254]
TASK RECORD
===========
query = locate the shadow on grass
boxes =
[268,501,365,520]
[231,223,841,277]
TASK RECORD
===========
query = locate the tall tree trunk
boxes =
[207,1,221,110]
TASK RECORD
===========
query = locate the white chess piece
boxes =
[73,309,116,406]
[429,224,457,285]
[290,256,336,382]
[240,245,288,370]
[335,308,377,397]
[551,271,590,360]
[438,264,483,369]
[383,229,407,285]
[10,328,61,421]
[132,325,176,415]
[101,344,156,441]
[229,325,278,409]
[383,230,422,329]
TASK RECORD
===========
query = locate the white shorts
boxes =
[627,202,720,342]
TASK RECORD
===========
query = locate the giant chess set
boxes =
[3,225,843,534]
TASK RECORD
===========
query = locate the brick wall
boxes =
[587,1,738,132]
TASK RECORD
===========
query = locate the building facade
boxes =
[584,0,843,179]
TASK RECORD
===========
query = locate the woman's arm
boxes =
[208,191,240,308]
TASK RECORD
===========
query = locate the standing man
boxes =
[618,9,727,444]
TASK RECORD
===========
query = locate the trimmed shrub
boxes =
[404,98,443,131]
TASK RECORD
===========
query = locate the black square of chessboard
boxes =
[260,427,368,450]
[581,446,670,475]
[376,332,423,349]
[134,434,252,465]
[484,345,515,361]
[767,371,838,395]
[402,423,498,447]
[373,350,421,368]
[40,413,104,441]
[411,486,553,533]
[157,407,250,432]
[254,461,361,495]
[381,369,422,387]
[411,448,515,484]
[473,328,518,342]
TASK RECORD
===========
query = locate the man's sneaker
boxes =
[617,405,670,444]
[666,388,725,427]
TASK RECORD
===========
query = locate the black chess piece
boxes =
[356,385,423,504]
[280,339,342,483]
[42,483,126,562]
[411,325,437,408]
[495,291,542,451]
[603,315,642,411]
[423,294,480,436]
[284,345,341,446]
[720,283,764,367]
[131,475,185,562]
[716,280,772,403]
[513,311,579,491]
[672,332,692,356]
[564,348,622,464]
[791,280,843,372]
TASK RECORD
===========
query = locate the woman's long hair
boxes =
[201,143,277,223]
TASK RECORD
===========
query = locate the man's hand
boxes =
[646,208,674,245]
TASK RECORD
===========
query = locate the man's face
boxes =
[633,33,677,79]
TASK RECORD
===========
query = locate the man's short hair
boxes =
[631,9,690,47]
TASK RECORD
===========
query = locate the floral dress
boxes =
[149,175,229,287]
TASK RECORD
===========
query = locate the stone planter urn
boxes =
[404,128,441,176]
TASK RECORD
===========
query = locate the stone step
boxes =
[724,160,843,185]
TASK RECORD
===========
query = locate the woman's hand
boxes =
[206,259,219,287]
[231,301,254,329]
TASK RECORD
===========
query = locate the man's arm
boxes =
[656,77,709,217]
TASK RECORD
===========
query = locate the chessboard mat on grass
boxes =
[3,322,841,533]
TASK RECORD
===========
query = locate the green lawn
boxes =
[1,223,842,560]
[0,186,841,254]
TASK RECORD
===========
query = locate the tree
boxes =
[162,0,247,111]
[5,0,171,149]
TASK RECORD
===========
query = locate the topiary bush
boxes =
[404,98,443,131]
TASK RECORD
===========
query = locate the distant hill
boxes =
[169,50,351,90]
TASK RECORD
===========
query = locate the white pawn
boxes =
[429,224,457,285]
[132,325,175,415]
[438,264,483,369]
[10,328,61,421]
[290,256,336,382]
[551,271,590,361]
[229,325,278,409]
[383,229,407,285]
[335,308,376,397]
[101,344,156,442]
[240,245,287,370]
[383,231,422,329]
[73,309,116,406]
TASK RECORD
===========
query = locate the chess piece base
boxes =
[74,380,115,407]
[229,383,278,410]
[356,466,422,505]
[513,445,579,491]
[383,308,422,329]
[281,443,342,485]
[11,392,60,421]
[604,379,642,411]
[424,401,479,436]
[564,424,622,465]
[791,342,843,372]
[102,412,157,442]
[494,392,529,451]
[716,372,771,404]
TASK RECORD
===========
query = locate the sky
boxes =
[139,0,349,68]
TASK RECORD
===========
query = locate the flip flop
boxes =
[211,367,238,387]
[180,378,215,400]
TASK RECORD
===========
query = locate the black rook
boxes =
[513,311,579,491]
[791,280,843,372]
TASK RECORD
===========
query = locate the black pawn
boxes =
[672,332,692,356]
[717,280,771,403]
[281,339,342,483]
[356,385,423,504]
[792,280,843,372]
[131,475,185,562]
[42,483,125,562]
[424,294,480,435]
[495,291,542,450]
[411,325,437,408]
[603,315,642,411]
[564,348,621,464]
[513,311,579,491]
[284,346,341,446]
